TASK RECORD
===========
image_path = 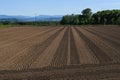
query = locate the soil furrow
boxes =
[83,28,120,50]
[75,27,112,64]
[31,27,67,68]
[5,28,64,70]
[80,27,120,63]
[67,26,71,65]
[0,26,119,80]
[0,64,120,80]
[88,26,120,37]
[0,28,63,70]
[0,27,56,47]
[70,27,80,64]
[72,27,99,64]
[50,27,68,67]
[0,27,58,64]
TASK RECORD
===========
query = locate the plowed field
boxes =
[0,26,120,80]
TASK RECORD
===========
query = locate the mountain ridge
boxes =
[0,15,63,22]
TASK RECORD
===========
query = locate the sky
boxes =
[0,0,120,16]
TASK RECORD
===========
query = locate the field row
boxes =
[0,26,120,79]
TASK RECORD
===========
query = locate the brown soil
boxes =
[0,26,120,80]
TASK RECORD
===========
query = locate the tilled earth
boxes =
[0,26,120,80]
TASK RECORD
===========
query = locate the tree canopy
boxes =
[60,8,120,25]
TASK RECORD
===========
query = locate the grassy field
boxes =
[0,24,12,28]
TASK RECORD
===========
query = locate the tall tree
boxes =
[81,8,92,24]
[82,8,92,16]
[60,8,120,25]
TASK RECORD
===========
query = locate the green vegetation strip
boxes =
[0,24,12,28]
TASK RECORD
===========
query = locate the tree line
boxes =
[0,20,60,26]
[60,8,120,25]
[1,8,120,26]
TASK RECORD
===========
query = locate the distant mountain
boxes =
[0,15,63,22]
[0,15,30,19]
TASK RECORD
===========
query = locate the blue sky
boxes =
[0,0,120,16]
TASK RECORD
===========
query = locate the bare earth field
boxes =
[0,26,120,80]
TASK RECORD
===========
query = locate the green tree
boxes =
[82,8,92,16]
[73,15,79,25]
[81,8,92,24]
[60,9,120,25]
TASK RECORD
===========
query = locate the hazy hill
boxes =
[0,15,63,22]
